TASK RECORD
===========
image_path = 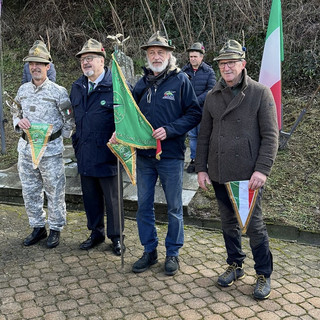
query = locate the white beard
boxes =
[147,58,169,73]
[84,70,94,77]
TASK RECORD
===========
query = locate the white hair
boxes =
[146,49,178,72]
[169,53,178,68]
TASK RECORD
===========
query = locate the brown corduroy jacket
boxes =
[195,69,279,184]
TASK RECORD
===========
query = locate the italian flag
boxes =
[225,180,259,234]
[259,0,284,130]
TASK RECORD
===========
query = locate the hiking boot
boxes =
[186,160,195,173]
[132,249,158,273]
[253,275,271,300]
[217,262,245,287]
[165,256,180,276]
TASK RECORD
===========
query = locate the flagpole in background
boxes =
[0,0,6,154]
[259,0,284,131]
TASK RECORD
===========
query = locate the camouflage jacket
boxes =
[13,78,74,156]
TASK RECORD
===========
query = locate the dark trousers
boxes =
[212,181,273,278]
[80,174,124,240]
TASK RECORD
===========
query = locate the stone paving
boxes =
[0,203,320,320]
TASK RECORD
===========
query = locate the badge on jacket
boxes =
[163,91,175,101]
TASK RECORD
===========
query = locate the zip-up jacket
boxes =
[181,61,216,107]
[133,67,202,160]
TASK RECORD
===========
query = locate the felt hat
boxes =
[76,38,106,58]
[23,40,52,63]
[214,39,246,61]
[187,42,205,54]
[140,31,175,51]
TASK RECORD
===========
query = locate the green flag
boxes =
[108,142,136,185]
[24,122,53,169]
[107,53,162,185]
[111,53,161,157]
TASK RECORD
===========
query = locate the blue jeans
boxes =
[188,124,200,160]
[136,156,184,256]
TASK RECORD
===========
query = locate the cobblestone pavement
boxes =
[0,203,320,320]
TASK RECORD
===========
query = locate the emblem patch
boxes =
[162,91,175,101]
[34,48,40,56]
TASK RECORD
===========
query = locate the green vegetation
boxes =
[0,0,319,232]
[189,93,320,233]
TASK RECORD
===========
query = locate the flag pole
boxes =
[117,157,124,268]
[0,0,6,154]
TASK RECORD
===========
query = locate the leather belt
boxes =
[22,129,62,142]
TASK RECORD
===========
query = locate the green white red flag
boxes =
[225,180,259,234]
[259,0,284,130]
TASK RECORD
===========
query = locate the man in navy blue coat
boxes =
[182,43,216,173]
[130,32,202,276]
[70,39,125,256]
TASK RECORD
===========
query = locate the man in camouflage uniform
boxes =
[12,40,74,248]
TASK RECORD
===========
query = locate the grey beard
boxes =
[84,70,94,77]
[147,58,169,73]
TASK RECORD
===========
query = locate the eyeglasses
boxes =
[218,60,241,69]
[79,55,100,63]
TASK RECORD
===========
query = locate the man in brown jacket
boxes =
[195,39,278,300]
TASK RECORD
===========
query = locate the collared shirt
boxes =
[221,71,244,97]
[88,70,105,92]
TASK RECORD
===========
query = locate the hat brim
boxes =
[140,43,175,51]
[75,49,106,58]
[23,56,51,64]
[214,53,245,61]
[187,49,204,54]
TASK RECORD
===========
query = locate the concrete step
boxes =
[0,146,199,217]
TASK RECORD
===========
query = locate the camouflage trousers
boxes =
[18,152,67,231]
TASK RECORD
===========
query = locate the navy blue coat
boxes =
[133,68,202,160]
[181,62,216,107]
[70,68,117,177]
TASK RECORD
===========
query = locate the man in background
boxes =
[182,42,216,173]
[22,61,56,84]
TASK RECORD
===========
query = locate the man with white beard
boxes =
[131,31,202,276]
[70,39,125,256]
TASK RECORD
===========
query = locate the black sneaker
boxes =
[253,275,271,300]
[186,160,195,173]
[132,249,158,273]
[217,262,245,287]
[165,256,179,276]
